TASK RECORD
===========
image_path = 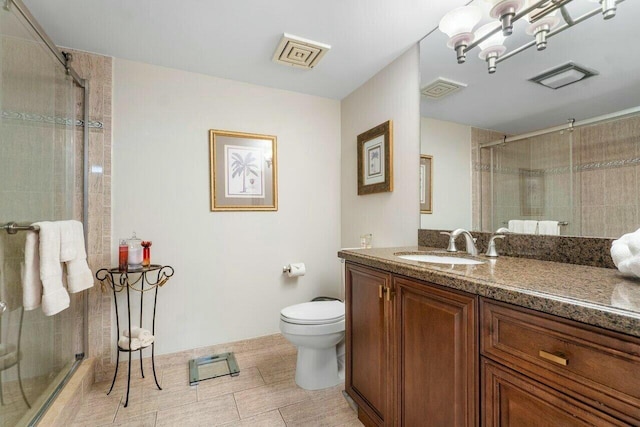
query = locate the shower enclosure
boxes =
[479,109,640,238]
[1,1,88,425]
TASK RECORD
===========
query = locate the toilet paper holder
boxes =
[282,265,292,273]
[282,263,306,277]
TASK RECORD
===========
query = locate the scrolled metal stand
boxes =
[95,264,174,408]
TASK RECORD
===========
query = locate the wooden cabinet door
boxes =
[345,263,394,426]
[395,277,478,427]
[482,358,626,426]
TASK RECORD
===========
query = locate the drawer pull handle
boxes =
[539,350,568,366]
[379,285,383,299]
[385,288,395,302]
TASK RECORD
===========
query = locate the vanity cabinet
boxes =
[345,263,394,426]
[345,262,477,427]
[480,298,640,426]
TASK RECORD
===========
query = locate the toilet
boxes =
[279,300,345,390]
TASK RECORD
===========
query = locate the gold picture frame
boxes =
[420,155,433,214]
[209,129,278,211]
[357,120,393,195]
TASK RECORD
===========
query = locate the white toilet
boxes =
[279,300,345,390]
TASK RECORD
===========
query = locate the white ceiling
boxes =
[420,0,640,135]
[22,0,467,100]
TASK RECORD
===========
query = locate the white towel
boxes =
[22,230,43,311]
[611,229,640,278]
[139,335,155,347]
[523,220,538,235]
[123,326,153,340]
[65,221,94,293]
[35,222,70,316]
[59,220,76,262]
[118,336,142,351]
[538,221,560,236]
[508,220,524,233]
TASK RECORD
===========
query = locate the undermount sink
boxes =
[395,253,484,265]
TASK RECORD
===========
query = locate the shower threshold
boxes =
[188,352,240,385]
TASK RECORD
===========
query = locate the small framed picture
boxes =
[420,155,433,214]
[520,168,544,216]
[209,129,278,211]
[357,120,393,195]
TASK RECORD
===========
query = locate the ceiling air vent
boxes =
[272,33,331,69]
[529,62,598,89]
[421,78,467,99]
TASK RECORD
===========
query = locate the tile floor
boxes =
[69,334,362,426]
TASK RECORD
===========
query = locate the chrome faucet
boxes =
[441,229,478,256]
[485,227,509,257]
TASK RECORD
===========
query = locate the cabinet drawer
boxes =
[480,298,640,425]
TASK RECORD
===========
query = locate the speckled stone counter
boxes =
[338,246,640,338]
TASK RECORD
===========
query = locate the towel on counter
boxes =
[538,220,560,236]
[65,220,94,293]
[508,220,524,233]
[523,220,538,234]
[36,222,70,316]
[611,228,640,278]
[118,336,142,351]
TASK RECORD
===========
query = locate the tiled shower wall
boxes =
[473,115,640,238]
[67,50,113,381]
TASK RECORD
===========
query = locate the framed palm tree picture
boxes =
[209,129,278,211]
[357,120,393,195]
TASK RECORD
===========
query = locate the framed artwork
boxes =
[519,168,544,216]
[420,155,433,214]
[209,129,278,211]
[357,120,393,195]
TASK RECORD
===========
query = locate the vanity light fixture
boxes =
[485,0,524,36]
[438,0,623,73]
[438,5,482,64]
[476,23,507,73]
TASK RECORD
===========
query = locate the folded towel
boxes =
[123,326,153,340]
[65,221,94,293]
[139,335,155,347]
[523,220,538,234]
[22,230,43,311]
[538,220,560,236]
[118,336,142,351]
[508,220,524,233]
[35,222,70,316]
[59,220,76,262]
[611,229,640,278]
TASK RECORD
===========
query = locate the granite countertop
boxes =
[338,246,640,339]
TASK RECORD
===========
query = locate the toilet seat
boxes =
[280,301,344,325]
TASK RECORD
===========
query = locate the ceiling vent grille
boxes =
[529,62,599,89]
[272,33,331,70]
[421,78,467,99]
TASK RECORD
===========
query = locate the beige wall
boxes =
[420,117,472,230]
[112,59,342,356]
[340,45,420,248]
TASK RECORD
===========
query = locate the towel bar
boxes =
[1,222,40,234]
[502,221,568,226]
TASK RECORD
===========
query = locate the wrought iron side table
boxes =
[95,265,174,407]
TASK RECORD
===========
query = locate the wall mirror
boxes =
[419,0,640,238]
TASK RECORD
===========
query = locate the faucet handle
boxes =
[485,235,505,257]
[440,232,457,252]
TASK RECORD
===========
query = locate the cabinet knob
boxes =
[539,350,568,366]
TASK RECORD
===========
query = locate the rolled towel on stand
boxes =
[118,336,142,351]
[123,326,153,340]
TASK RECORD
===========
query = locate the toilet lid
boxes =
[280,301,345,325]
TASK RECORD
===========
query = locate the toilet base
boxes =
[295,346,343,390]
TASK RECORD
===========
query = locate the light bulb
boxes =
[439,5,482,63]
[485,0,524,36]
[476,23,507,74]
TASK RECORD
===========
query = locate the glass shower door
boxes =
[1,4,83,425]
